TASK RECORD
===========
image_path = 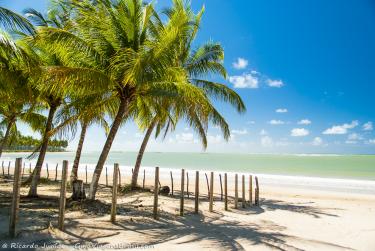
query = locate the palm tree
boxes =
[0,5,35,34]
[129,0,246,188]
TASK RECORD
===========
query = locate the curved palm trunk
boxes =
[131,120,157,189]
[70,122,88,182]
[0,119,15,158]
[88,99,129,200]
[28,104,57,197]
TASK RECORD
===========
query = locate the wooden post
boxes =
[143,169,146,189]
[55,164,58,181]
[153,166,159,219]
[194,171,199,214]
[9,158,22,238]
[85,165,87,184]
[242,175,246,208]
[219,174,223,201]
[234,174,238,209]
[205,173,210,199]
[110,164,119,223]
[22,162,25,179]
[118,168,121,188]
[255,176,259,206]
[8,161,10,175]
[1,161,4,176]
[249,175,253,206]
[186,172,189,198]
[46,163,49,179]
[224,173,228,211]
[170,171,173,195]
[29,163,31,174]
[180,169,185,216]
[58,160,68,230]
[209,172,214,212]
[105,166,108,186]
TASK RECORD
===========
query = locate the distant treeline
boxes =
[0,131,68,152]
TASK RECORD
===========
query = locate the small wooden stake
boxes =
[170,171,173,195]
[186,172,189,198]
[242,175,246,208]
[234,174,238,209]
[249,175,253,206]
[180,169,185,216]
[219,174,223,201]
[46,163,49,179]
[8,161,10,175]
[224,173,228,211]
[209,172,214,212]
[105,166,108,186]
[9,158,22,238]
[55,164,58,181]
[205,173,210,199]
[22,163,25,179]
[85,165,88,184]
[58,160,68,230]
[143,169,146,189]
[153,166,159,219]
[110,164,119,223]
[194,171,199,214]
[255,176,259,206]
[1,161,4,176]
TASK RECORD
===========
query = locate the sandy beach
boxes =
[1,166,375,251]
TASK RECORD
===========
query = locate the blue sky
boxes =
[3,0,375,154]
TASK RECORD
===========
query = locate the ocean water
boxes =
[2,152,375,194]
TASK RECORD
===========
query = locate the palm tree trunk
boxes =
[88,99,129,200]
[70,122,88,183]
[0,118,15,158]
[131,120,157,189]
[27,104,57,197]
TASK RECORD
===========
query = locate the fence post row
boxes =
[58,160,68,230]
[111,164,119,223]
[9,158,22,238]
[153,166,159,219]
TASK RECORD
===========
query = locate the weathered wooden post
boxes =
[58,160,68,230]
[219,174,223,201]
[209,172,214,212]
[255,176,259,206]
[249,175,253,206]
[1,161,4,176]
[194,171,199,214]
[9,158,22,238]
[180,169,185,216]
[55,164,58,181]
[224,173,228,211]
[234,174,238,209]
[143,169,146,189]
[153,166,159,220]
[118,168,121,188]
[110,164,119,223]
[170,171,174,195]
[105,166,108,186]
[8,161,11,175]
[186,172,189,198]
[46,163,49,179]
[84,165,87,184]
[29,163,31,174]
[22,162,25,179]
[205,173,210,199]
[242,175,246,208]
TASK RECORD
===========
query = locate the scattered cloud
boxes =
[322,121,359,135]
[298,119,311,125]
[261,136,273,147]
[368,139,375,144]
[348,133,362,141]
[207,134,222,144]
[363,122,373,131]
[232,57,248,69]
[229,73,258,88]
[175,133,194,143]
[291,128,309,137]
[276,108,288,113]
[267,79,284,88]
[231,129,248,135]
[246,120,255,125]
[312,137,323,146]
[259,129,268,136]
[269,120,285,125]
[251,70,259,75]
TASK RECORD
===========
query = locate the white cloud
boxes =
[276,108,288,113]
[207,134,222,144]
[312,137,323,146]
[267,79,284,88]
[232,57,248,69]
[231,129,248,135]
[251,70,259,75]
[322,121,359,135]
[368,139,375,144]
[348,133,362,140]
[291,128,309,137]
[229,73,258,88]
[261,136,273,147]
[269,120,285,125]
[363,122,373,131]
[175,133,194,143]
[259,129,268,136]
[298,119,311,125]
